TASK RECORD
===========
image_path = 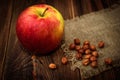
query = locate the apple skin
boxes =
[16,4,64,55]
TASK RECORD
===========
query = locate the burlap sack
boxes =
[62,4,120,79]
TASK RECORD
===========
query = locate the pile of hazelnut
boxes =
[49,38,112,69]
[68,38,101,68]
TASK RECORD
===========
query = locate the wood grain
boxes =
[0,0,120,80]
[0,0,13,79]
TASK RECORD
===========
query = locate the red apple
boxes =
[16,4,64,55]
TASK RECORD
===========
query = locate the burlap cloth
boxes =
[62,4,120,79]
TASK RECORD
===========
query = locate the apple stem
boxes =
[41,8,49,17]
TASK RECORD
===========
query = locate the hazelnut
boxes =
[76,53,82,60]
[61,57,68,64]
[92,51,99,57]
[83,45,89,50]
[49,63,57,69]
[82,59,90,66]
[75,45,81,51]
[91,61,97,68]
[83,40,90,45]
[90,56,97,62]
[98,41,104,48]
[83,54,91,59]
[90,45,96,51]
[69,43,75,50]
[104,58,112,65]
[78,49,84,54]
[74,38,80,45]
[31,55,36,60]
[85,49,91,54]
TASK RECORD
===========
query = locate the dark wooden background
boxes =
[0,0,120,80]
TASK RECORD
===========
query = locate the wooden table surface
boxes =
[0,0,120,80]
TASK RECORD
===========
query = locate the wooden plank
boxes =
[73,0,83,16]
[80,0,89,14]
[114,67,120,80]
[2,0,34,80]
[52,0,72,19]
[94,0,104,10]
[86,0,93,13]
[0,0,13,79]
[103,66,116,80]
[80,0,93,14]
